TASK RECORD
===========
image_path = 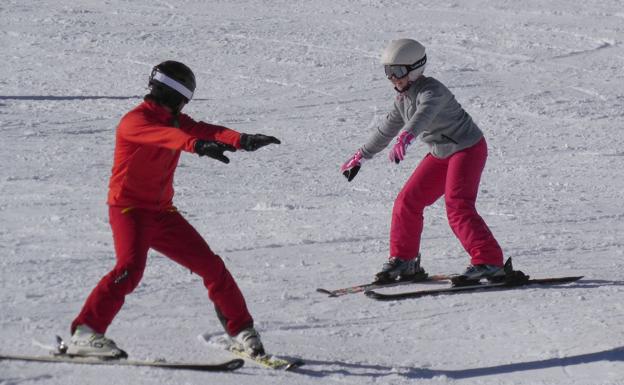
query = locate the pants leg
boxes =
[444,138,503,266]
[150,210,253,336]
[389,154,447,259]
[71,207,153,334]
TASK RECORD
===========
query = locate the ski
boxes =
[226,345,304,371]
[0,335,244,372]
[365,275,583,301]
[316,273,451,297]
[0,353,244,372]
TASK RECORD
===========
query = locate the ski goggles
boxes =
[384,55,427,79]
[384,65,410,80]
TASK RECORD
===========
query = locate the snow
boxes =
[1,0,624,384]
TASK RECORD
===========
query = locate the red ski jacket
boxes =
[107,100,241,210]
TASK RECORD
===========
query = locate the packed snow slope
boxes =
[1,0,623,384]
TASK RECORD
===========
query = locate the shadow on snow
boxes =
[294,346,624,379]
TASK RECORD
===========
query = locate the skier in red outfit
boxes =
[68,61,279,358]
[341,39,504,283]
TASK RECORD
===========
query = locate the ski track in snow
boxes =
[1,0,624,384]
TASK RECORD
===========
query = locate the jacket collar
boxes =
[396,76,427,101]
[143,99,175,122]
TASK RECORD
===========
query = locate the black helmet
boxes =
[147,61,196,111]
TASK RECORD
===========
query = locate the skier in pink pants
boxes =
[341,39,504,283]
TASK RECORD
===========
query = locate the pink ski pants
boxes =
[390,138,503,266]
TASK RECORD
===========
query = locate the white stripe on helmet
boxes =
[152,71,194,100]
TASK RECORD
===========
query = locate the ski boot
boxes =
[66,325,127,359]
[374,255,427,284]
[451,264,505,286]
[231,327,265,358]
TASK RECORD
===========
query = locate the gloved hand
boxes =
[340,149,365,182]
[240,133,281,151]
[388,131,415,164]
[194,140,236,164]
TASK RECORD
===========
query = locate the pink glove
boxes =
[340,150,365,182]
[388,131,415,164]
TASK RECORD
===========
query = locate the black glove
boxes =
[343,165,360,182]
[240,133,281,151]
[194,140,236,164]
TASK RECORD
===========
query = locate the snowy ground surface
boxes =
[2,1,624,384]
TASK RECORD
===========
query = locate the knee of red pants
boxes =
[393,190,427,219]
[101,263,145,297]
[70,264,145,334]
[445,197,476,221]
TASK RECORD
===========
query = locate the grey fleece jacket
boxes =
[360,76,483,159]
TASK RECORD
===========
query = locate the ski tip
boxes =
[364,291,398,301]
[227,359,245,370]
[315,288,337,297]
[284,358,305,371]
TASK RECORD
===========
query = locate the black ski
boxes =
[1,336,244,372]
[316,273,450,297]
[0,353,245,372]
[365,275,583,301]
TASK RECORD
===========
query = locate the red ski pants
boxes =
[390,138,503,266]
[71,207,253,336]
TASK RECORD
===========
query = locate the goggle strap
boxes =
[151,71,194,100]
[409,55,427,71]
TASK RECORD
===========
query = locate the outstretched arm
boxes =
[359,102,404,159]
[340,102,403,182]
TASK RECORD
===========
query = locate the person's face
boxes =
[384,64,412,92]
[389,75,410,91]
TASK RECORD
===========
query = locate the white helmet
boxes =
[381,39,427,80]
